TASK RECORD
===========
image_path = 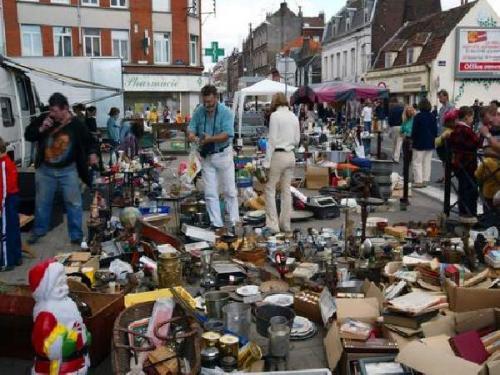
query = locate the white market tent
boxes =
[233,79,297,141]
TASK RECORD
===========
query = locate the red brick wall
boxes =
[4,0,21,56]
[129,0,153,64]
[101,29,112,56]
[72,27,81,56]
[171,0,189,64]
[41,25,54,56]
[101,0,111,8]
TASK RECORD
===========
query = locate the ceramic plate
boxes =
[236,285,260,297]
[291,316,313,335]
[263,293,294,307]
[247,210,266,218]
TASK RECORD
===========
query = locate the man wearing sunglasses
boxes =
[188,85,239,230]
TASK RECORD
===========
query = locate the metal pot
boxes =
[326,150,349,163]
[204,291,230,320]
[255,304,295,338]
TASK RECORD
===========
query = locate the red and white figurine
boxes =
[29,259,91,375]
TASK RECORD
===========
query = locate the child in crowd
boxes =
[0,138,22,271]
[448,106,481,217]
[119,121,144,159]
[475,156,500,214]
[435,109,457,162]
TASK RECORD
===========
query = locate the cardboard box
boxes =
[397,308,500,375]
[445,278,500,312]
[306,165,330,189]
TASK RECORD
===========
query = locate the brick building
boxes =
[242,2,324,78]
[2,0,205,118]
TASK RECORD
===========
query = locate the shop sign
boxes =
[123,74,208,92]
[455,27,500,79]
[438,61,446,67]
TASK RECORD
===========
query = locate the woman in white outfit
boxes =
[264,93,301,233]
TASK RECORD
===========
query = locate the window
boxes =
[350,48,356,77]
[407,48,414,65]
[21,25,42,56]
[53,27,72,56]
[361,44,366,73]
[385,52,396,68]
[323,57,328,80]
[342,51,347,78]
[0,98,15,128]
[152,0,170,12]
[111,0,127,7]
[154,32,170,64]
[346,17,351,31]
[112,30,129,62]
[336,52,341,78]
[83,28,101,57]
[364,8,370,23]
[81,0,98,5]
[189,35,199,66]
[187,0,197,15]
[15,77,29,111]
[52,0,70,4]
[330,55,334,80]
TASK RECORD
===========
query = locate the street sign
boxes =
[204,41,225,63]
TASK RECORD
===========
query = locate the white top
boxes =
[362,106,373,122]
[264,106,300,168]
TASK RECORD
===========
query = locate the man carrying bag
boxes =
[188,85,239,230]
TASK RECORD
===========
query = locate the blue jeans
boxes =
[34,164,83,241]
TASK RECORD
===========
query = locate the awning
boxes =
[0,55,122,93]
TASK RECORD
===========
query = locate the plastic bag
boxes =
[109,259,133,282]
[186,147,202,182]
[147,298,176,347]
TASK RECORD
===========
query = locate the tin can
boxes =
[219,334,239,358]
[157,252,182,288]
[202,331,221,348]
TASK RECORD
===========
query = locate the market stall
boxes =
[233,79,298,144]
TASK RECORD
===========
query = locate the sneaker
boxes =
[27,234,42,245]
[435,177,445,184]
[70,238,83,245]
[0,265,14,272]
[413,183,426,188]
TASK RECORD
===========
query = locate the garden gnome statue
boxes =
[29,258,91,375]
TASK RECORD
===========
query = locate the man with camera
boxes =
[188,85,239,230]
[25,92,98,245]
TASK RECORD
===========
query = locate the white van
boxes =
[0,59,40,165]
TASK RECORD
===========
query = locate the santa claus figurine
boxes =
[29,258,91,375]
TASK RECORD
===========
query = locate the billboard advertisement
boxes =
[455,27,500,78]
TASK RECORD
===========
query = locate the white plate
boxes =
[291,316,313,335]
[247,210,266,218]
[263,294,294,307]
[236,285,260,297]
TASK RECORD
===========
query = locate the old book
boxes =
[449,330,489,365]
[383,310,438,329]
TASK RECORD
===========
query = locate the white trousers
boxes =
[412,150,433,184]
[391,126,403,162]
[201,147,239,228]
[265,152,295,233]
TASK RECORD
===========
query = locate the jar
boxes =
[157,252,182,288]
[219,334,239,358]
[201,346,220,369]
[202,331,221,348]
[220,355,238,372]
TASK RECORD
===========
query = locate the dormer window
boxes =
[364,8,369,23]
[346,17,351,31]
[406,46,422,65]
[385,52,397,68]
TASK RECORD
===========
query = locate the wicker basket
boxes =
[112,301,201,374]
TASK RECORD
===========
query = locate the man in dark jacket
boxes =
[25,92,98,244]
[388,98,404,162]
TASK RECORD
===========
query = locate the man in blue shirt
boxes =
[188,85,239,229]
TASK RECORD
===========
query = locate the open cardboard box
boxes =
[396,308,500,375]
[305,165,330,189]
[445,278,500,312]
[324,281,389,374]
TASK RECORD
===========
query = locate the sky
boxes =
[201,0,500,71]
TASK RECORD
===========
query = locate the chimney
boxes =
[280,2,287,11]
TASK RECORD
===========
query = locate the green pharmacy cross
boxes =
[204,41,225,63]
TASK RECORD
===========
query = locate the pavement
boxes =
[0,140,453,374]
